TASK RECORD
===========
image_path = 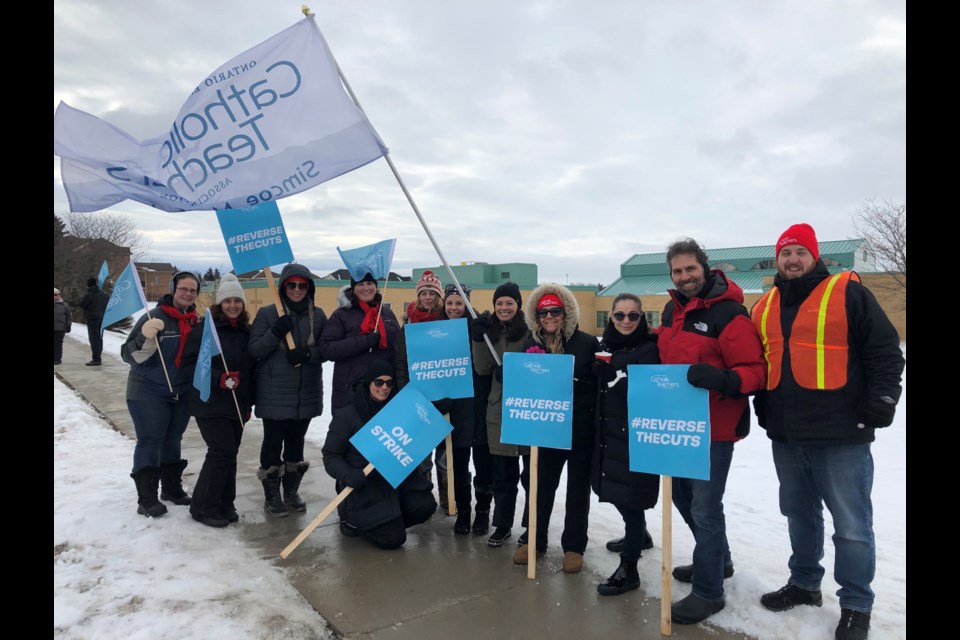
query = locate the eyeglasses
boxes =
[372,378,395,388]
[285,282,309,291]
[613,312,642,322]
[536,308,564,318]
[175,287,198,295]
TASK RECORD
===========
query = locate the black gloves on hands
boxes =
[286,346,312,367]
[344,468,367,489]
[271,314,296,338]
[592,359,617,384]
[470,312,493,342]
[494,365,503,383]
[687,363,742,397]
[366,331,381,348]
[858,395,897,428]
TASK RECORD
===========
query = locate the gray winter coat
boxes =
[54,301,73,332]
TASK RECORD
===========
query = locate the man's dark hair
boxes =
[665,238,710,273]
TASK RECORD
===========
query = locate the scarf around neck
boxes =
[157,304,198,367]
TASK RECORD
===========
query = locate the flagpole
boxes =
[147,309,175,394]
[332,61,502,366]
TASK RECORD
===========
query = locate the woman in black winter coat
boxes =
[591,293,661,596]
[322,360,437,549]
[180,274,256,528]
[248,263,327,517]
[515,283,599,575]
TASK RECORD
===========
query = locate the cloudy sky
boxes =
[53,0,906,285]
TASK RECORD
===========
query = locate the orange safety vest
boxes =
[752,272,858,390]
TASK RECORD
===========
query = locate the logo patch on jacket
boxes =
[694,322,708,332]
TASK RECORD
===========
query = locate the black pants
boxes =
[616,505,648,563]
[54,330,65,363]
[491,454,530,530]
[472,443,494,511]
[260,418,310,468]
[86,319,103,361]
[190,417,243,518]
[361,488,437,549]
[535,444,592,553]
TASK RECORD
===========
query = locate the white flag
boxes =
[54,16,387,213]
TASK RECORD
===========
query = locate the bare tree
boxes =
[852,198,906,296]
[65,211,152,260]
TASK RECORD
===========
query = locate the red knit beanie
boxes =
[776,223,819,262]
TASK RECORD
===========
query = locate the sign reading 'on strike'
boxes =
[349,385,452,488]
[500,352,574,449]
[216,201,294,273]
[627,364,711,480]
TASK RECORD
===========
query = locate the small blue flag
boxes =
[101,260,148,335]
[336,238,396,281]
[97,260,109,287]
[193,308,224,403]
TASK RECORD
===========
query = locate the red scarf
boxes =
[358,300,387,350]
[405,301,442,324]
[158,304,198,367]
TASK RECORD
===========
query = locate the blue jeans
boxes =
[673,441,734,602]
[772,440,875,612]
[128,396,191,473]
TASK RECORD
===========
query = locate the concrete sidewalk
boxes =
[55,338,752,640]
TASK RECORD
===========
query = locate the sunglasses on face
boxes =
[285,282,309,291]
[372,378,395,388]
[613,311,642,322]
[536,308,564,318]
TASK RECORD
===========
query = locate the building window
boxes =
[500,271,510,279]
[822,257,840,267]
[752,260,776,270]
[597,311,608,328]
[645,311,660,328]
[713,262,737,272]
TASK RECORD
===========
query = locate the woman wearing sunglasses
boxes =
[322,360,437,549]
[513,284,599,575]
[249,263,328,517]
[591,293,660,596]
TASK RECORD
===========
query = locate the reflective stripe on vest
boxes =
[752,272,858,390]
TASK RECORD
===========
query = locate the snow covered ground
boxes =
[56,319,906,639]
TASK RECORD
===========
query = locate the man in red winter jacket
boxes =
[657,238,767,625]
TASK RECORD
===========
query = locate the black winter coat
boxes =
[591,321,661,510]
[79,284,109,322]
[180,316,256,420]
[321,383,434,530]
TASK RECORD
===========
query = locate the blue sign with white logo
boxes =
[627,364,710,480]
[404,318,473,401]
[500,352,574,449]
[216,201,294,274]
[349,385,453,489]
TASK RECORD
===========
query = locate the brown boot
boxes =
[513,544,545,565]
[562,551,583,574]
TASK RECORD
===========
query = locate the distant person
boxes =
[79,277,110,366]
[121,271,200,517]
[180,274,256,528]
[591,293,660,596]
[752,224,905,640]
[322,360,437,549]
[248,264,327,517]
[320,271,401,412]
[512,284,598,575]
[470,282,532,548]
[53,287,72,366]
[658,238,767,625]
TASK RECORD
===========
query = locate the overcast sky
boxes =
[53,0,905,285]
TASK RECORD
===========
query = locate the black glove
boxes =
[494,365,503,383]
[592,359,617,384]
[858,395,897,428]
[470,312,493,342]
[344,468,367,489]
[752,393,768,429]
[687,364,742,397]
[365,331,381,348]
[271,314,295,338]
[286,346,311,366]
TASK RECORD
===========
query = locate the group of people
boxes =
[102,222,901,640]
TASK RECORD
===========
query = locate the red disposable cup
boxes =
[595,351,612,364]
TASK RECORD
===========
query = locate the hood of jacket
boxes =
[278,263,316,307]
[524,282,580,341]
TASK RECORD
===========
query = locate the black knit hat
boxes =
[87,277,98,287]
[444,283,471,301]
[350,272,378,288]
[363,359,395,385]
[493,282,521,306]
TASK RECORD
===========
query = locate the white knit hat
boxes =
[216,273,246,305]
[54,288,61,295]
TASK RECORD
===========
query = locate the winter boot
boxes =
[281,461,309,512]
[760,583,823,612]
[131,467,168,518]
[835,608,870,640]
[672,592,725,625]
[220,504,240,523]
[159,459,192,505]
[472,487,492,536]
[257,466,289,517]
[597,560,640,596]
[453,469,472,534]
